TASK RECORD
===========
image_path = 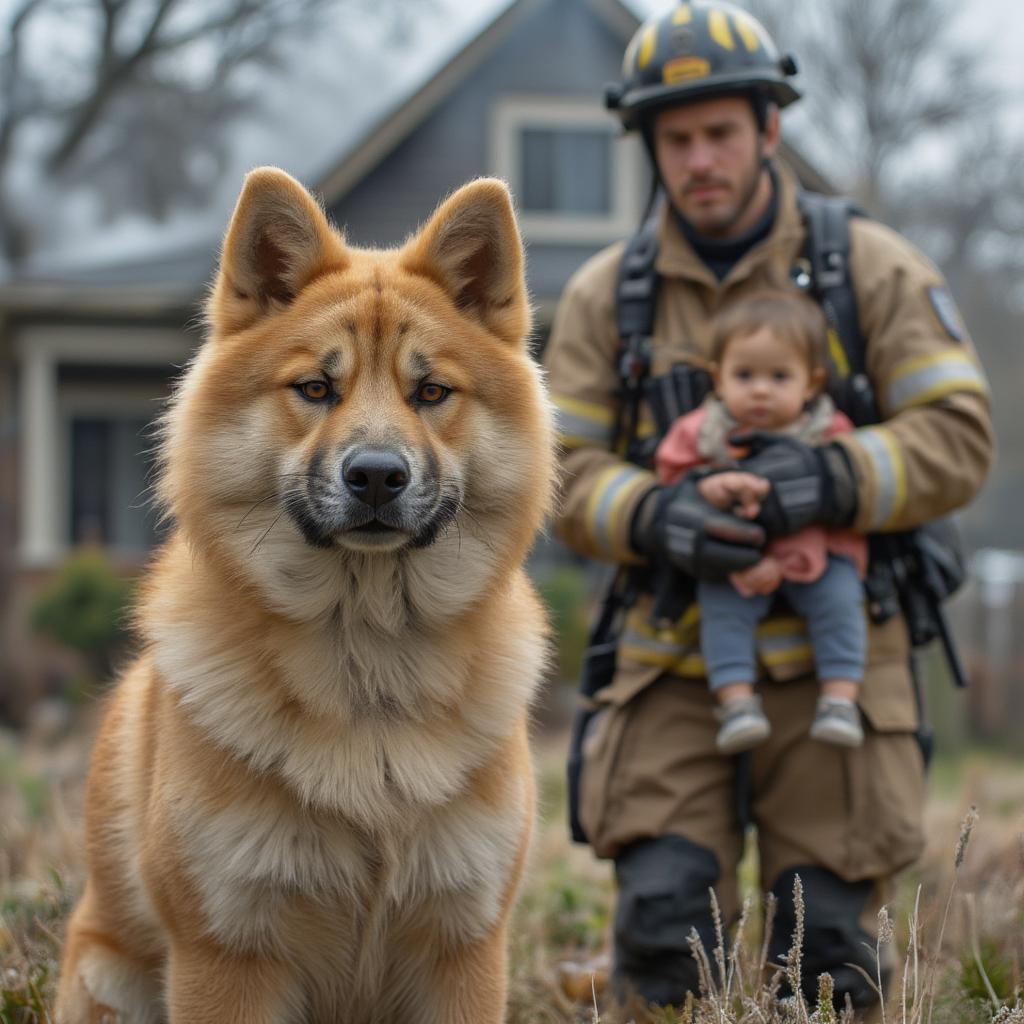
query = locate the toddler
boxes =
[655,289,868,754]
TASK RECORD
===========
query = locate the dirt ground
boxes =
[2,702,1022,1022]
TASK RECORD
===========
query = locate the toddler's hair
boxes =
[710,289,828,372]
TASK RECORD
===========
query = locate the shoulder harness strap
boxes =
[616,201,662,342]
[796,190,878,426]
[612,199,663,457]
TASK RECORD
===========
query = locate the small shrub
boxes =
[29,548,135,689]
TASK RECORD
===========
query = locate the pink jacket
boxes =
[655,404,868,595]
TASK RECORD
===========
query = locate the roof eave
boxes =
[582,0,641,41]
[0,282,199,317]
[315,0,545,206]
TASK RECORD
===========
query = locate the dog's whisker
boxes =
[249,509,287,556]
[235,493,280,531]
[457,506,499,555]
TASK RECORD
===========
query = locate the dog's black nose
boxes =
[342,449,410,508]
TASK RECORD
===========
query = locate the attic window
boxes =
[491,97,643,244]
[520,128,612,215]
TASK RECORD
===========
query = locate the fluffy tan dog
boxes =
[55,168,555,1023]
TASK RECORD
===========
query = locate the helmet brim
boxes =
[615,75,802,130]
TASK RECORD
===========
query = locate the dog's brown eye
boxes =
[298,380,331,402]
[416,382,450,405]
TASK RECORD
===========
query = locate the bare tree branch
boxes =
[0,0,432,264]
[0,0,50,261]
[0,0,48,160]
[747,0,1005,217]
[47,0,194,171]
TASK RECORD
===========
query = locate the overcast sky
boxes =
[11,0,1023,271]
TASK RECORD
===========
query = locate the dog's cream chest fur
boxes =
[145,553,538,956]
[173,768,527,954]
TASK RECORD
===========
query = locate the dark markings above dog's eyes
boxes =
[410,352,431,381]
[323,348,344,378]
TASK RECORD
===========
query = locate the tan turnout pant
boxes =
[578,668,926,1013]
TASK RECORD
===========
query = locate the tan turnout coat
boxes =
[544,164,993,907]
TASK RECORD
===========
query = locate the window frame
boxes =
[489,96,644,244]
[14,322,188,568]
[60,384,165,556]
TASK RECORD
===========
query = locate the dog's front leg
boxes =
[165,943,303,1024]
[392,922,510,1024]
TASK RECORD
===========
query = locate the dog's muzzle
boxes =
[283,443,458,551]
[342,449,410,509]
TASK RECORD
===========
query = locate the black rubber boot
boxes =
[612,834,722,1008]
[768,866,884,1011]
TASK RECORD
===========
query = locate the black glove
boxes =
[631,475,765,580]
[734,434,858,537]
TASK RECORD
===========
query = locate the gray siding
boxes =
[329,0,634,310]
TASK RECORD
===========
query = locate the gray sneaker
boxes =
[810,696,864,747]
[715,695,771,754]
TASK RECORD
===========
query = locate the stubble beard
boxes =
[679,146,767,239]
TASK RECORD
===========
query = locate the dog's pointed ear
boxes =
[209,167,348,335]
[402,178,530,346]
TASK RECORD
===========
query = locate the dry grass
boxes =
[508,735,1024,1024]
[2,709,1022,1024]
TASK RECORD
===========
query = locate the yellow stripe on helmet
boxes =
[637,25,657,70]
[708,9,736,50]
[732,11,762,52]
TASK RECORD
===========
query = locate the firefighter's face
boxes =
[653,96,779,239]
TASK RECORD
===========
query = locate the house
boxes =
[0,0,829,697]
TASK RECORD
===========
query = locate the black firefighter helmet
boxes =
[606,1,801,131]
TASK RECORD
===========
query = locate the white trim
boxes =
[14,325,190,567]
[14,325,192,365]
[59,391,164,558]
[60,386,166,417]
[489,95,644,244]
[0,282,197,315]
[19,346,61,567]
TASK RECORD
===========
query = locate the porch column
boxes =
[19,344,61,566]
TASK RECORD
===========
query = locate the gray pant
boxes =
[699,555,866,690]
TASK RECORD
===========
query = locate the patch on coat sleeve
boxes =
[927,286,964,342]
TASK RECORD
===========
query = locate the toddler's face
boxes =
[713,327,823,431]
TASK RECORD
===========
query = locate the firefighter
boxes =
[544,0,993,1014]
